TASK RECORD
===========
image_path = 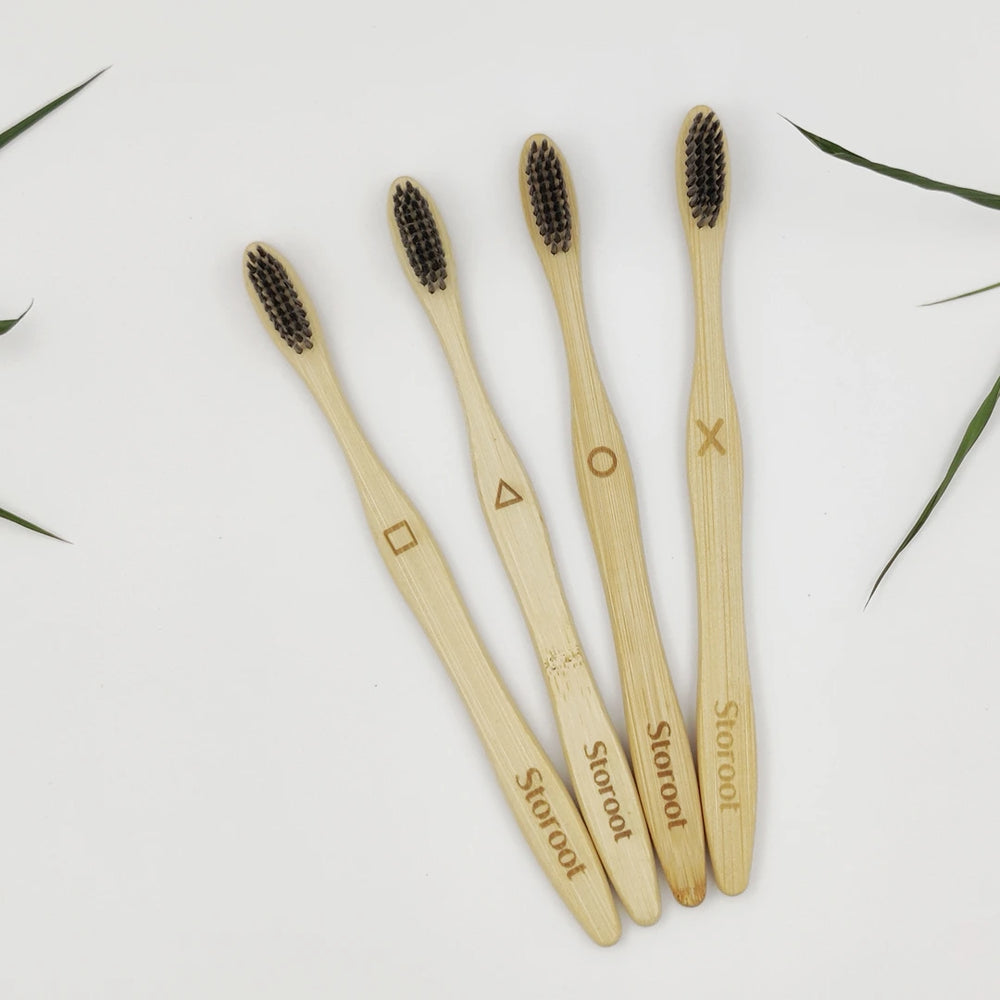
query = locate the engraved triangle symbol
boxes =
[494,479,524,510]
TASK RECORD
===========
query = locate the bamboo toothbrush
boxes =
[242,242,620,946]
[675,107,756,895]
[519,137,706,906]
[388,178,659,926]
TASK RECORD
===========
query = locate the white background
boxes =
[1,1,998,996]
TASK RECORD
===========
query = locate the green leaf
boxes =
[785,117,1000,211]
[0,74,98,547]
[0,504,64,541]
[0,67,107,155]
[0,302,31,335]
[868,370,1000,604]
[921,280,1000,307]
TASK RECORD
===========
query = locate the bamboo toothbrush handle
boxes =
[460,398,659,924]
[365,495,619,944]
[687,289,756,896]
[518,136,704,902]
[563,348,706,906]
[305,370,619,944]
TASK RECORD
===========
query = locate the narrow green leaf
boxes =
[0,68,108,155]
[0,75,98,547]
[868,370,1000,604]
[0,302,30,335]
[921,280,1000,307]
[0,505,64,541]
[785,117,1000,211]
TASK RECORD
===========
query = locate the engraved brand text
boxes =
[517,768,587,879]
[714,701,740,811]
[646,722,688,829]
[584,742,633,842]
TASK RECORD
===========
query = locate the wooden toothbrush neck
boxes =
[688,228,725,280]
[688,235,725,337]
[298,353,378,474]
[424,288,469,354]
[423,294,488,404]
[547,254,593,360]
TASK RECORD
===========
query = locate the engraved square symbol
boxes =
[383,520,418,555]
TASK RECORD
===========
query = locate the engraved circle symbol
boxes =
[587,446,618,478]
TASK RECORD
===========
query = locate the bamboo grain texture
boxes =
[519,137,707,906]
[243,242,620,946]
[676,107,757,895]
[388,181,659,926]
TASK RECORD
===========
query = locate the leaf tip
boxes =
[780,115,816,141]
[81,67,110,86]
[0,302,33,336]
[866,567,889,607]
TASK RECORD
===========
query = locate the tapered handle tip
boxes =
[674,880,707,907]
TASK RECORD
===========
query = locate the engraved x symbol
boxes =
[696,418,725,456]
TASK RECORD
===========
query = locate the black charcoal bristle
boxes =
[524,139,572,254]
[392,182,447,293]
[684,111,725,228]
[246,246,314,353]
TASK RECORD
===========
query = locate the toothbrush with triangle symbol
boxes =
[242,241,620,944]
[388,178,659,925]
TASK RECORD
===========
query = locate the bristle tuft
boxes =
[524,139,572,254]
[246,246,314,353]
[684,111,725,228]
[392,181,447,293]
